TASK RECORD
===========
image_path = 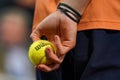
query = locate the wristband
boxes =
[57,3,81,23]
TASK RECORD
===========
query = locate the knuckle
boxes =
[71,41,76,48]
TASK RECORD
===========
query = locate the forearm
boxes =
[61,0,90,15]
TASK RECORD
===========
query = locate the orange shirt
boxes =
[33,0,120,31]
[78,0,120,31]
[32,0,60,30]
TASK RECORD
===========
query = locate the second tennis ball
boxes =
[28,40,56,65]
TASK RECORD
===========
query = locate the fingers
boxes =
[43,35,63,64]
[35,46,61,72]
[54,35,63,55]
[35,35,72,72]
[37,64,60,72]
[54,35,71,55]
[45,47,61,64]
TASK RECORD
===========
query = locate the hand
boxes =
[30,10,77,72]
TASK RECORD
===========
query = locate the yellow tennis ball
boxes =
[28,40,56,65]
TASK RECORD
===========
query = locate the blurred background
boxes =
[0,0,36,80]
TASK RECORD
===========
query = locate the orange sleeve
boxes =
[32,0,61,30]
[78,0,120,31]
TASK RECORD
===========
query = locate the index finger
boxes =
[46,47,62,64]
[30,28,41,41]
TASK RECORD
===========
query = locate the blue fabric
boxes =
[36,68,62,80]
[36,30,120,80]
[74,30,120,80]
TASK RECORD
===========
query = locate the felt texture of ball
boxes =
[28,40,56,65]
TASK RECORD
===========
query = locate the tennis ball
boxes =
[28,40,56,65]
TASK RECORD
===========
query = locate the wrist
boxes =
[57,3,81,24]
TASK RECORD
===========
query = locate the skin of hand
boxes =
[30,10,77,72]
